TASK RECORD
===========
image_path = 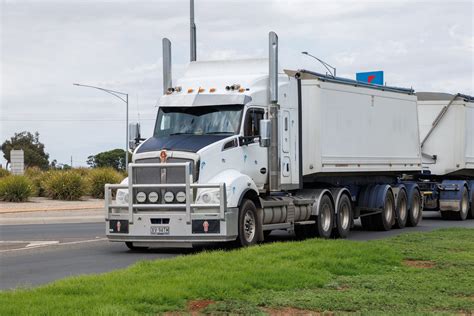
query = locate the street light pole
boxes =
[301,51,337,77]
[73,83,129,167]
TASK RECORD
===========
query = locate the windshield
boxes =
[154,105,244,137]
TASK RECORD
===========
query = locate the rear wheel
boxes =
[407,189,422,227]
[333,194,352,238]
[469,190,474,219]
[394,189,408,229]
[314,194,334,238]
[372,189,395,231]
[236,199,260,246]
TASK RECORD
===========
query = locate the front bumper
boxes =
[104,162,238,246]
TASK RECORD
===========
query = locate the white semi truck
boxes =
[416,92,474,220]
[103,32,449,249]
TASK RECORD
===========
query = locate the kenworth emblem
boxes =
[160,150,168,163]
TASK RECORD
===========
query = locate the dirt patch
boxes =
[403,259,435,269]
[187,300,215,315]
[262,307,330,316]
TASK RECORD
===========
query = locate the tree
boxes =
[87,149,128,171]
[2,132,49,170]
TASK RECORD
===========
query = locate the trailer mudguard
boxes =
[438,180,468,212]
[358,184,392,211]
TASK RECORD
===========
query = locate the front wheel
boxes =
[236,199,260,247]
[125,242,148,251]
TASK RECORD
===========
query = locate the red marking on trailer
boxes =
[368,75,376,83]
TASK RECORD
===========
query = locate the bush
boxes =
[87,168,123,199]
[0,168,10,178]
[24,167,44,196]
[0,175,33,202]
[43,170,86,200]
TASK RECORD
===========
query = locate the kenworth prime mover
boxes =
[103,32,474,249]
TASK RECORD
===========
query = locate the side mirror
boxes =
[259,119,271,147]
[128,123,141,150]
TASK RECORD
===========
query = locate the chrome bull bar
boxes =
[104,162,226,225]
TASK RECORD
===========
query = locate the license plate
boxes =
[150,226,169,235]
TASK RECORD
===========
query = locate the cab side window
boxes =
[244,108,265,137]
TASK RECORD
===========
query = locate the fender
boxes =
[297,188,334,216]
[204,169,259,208]
[358,184,393,210]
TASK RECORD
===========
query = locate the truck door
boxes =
[241,107,268,189]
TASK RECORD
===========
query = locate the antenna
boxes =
[190,0,197,61]
[301,51,336,77]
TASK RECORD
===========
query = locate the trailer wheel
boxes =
[394,189,408,229]
[314,194,334,238]
[237,199,260,246]
[441,187,469,221]
[125,242,148,251]
[469,191,474,219]
[407,189,422,227]
[372,189,395,231]
[333,194,352,238]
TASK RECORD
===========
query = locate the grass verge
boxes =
[1,228,473,315]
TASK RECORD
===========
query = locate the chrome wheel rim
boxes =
[412,194,420,220]
[340,203,350,230]
[399,196,407,221]
[321,204,331,232]
[243,211,256,242]
[385,195,394,223]
[461,190,469,216]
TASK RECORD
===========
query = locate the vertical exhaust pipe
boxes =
[190,0,197,61]
[268,31,280,192]
[162,38,172,94]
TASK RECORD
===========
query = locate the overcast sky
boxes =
[1,0,473,167]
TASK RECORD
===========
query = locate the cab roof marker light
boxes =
[198,87,205,93]
[238,87,245,93]
[209,88,216,93]
[225,86,231,91]
[187,88,194,93]
[175,86,182,92]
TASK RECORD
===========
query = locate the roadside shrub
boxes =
[24,167,44,196]
[0,175,33,202]
[43,170,86,200]
[87,168,123,199]
[0,168,10,178]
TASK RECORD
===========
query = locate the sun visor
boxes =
[158,94,252,107]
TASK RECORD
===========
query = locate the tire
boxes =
[125,242,148,251]
[333,194,352,238]
[313,194,334,238]
[372,189,395,231]
[394,189,408,229]
[469,190,474,219]
[236,199,260,247]
[407,189,422,227]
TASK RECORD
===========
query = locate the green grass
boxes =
[1,228,473,315]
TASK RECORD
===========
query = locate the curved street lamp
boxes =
[301,51,337,78]
[73,83,129,167]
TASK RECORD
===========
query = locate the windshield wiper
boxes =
[204,132,234,135]
[169,132,194,136]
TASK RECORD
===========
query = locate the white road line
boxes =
[0,237,107,254]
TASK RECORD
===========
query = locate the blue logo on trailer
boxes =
[356,71,384,85]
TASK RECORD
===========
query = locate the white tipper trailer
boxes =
[415,92,474,220]
[105,32,428,249]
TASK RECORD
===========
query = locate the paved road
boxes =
[1,212,473,290]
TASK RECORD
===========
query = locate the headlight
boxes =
[148,191,159,203]
[116,190,129,205]
[115,178,129,205]
[163,191,175,203]
[176,191,186,203]
[196,188,220,204]
[136,192,147,203]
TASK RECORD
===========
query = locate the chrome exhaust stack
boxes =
[268,31,280,192]
[190,0,197,61]
[162,38,172,94]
